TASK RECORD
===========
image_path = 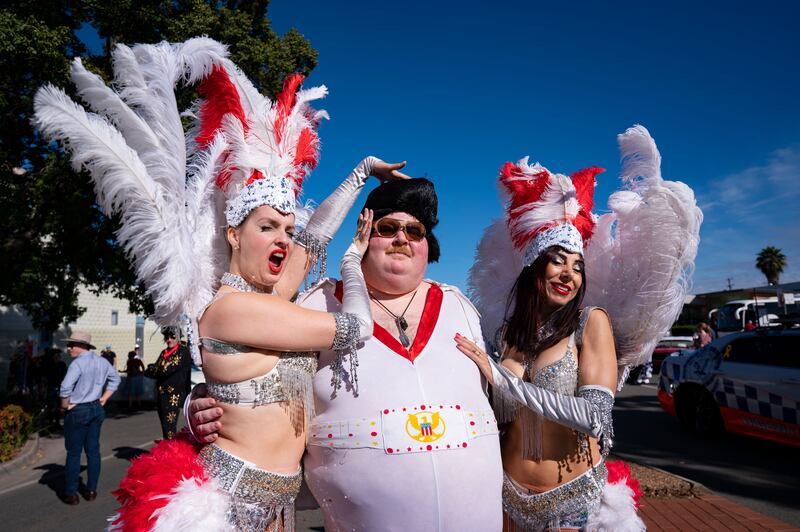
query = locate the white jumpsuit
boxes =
[299,279,503,532]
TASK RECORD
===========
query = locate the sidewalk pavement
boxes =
[639,495,798,531]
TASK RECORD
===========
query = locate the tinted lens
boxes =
[404,222,426,241]
[374,219,401,237]
[373,218,427,241]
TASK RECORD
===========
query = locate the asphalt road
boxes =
[614,383,800,526]
[1,387,797,530]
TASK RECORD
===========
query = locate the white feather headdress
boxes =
[32,38,328,363]
[190,65,328,226]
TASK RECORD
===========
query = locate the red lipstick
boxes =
[268,249,286,274]
[551,282,571,296]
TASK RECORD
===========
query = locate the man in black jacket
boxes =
[153,327,192,439]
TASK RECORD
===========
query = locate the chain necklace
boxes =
[220,272,266,293]
[370,289,418,348]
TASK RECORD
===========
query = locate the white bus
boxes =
[711,295,800,337]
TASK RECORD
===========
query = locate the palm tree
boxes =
[755,246,787,285]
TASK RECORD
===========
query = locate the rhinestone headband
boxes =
[225,178,296,227]
[522,223,584,266]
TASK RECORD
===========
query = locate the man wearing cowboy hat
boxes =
[59,330,120,505]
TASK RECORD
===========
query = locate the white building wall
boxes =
[0,286,169,391]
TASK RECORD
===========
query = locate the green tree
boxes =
[755,246,787,285]
[0,1,317,333]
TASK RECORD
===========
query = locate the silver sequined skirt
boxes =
[198,444,302,531]
[503,461,607,531]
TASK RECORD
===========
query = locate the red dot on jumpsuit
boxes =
[420,405,426,410]
[383,409,389,414]
[387,448,394,454]
[426,445,432,451]
[470,421,475,426]
[455,405,461,410]
[462,442,468,448]
[348,433,353,437]
[371,431,378,437]
[327,433,332,438]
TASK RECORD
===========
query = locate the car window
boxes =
[724,337,767,364]
[766,336,800,369]
[724,335,800,368]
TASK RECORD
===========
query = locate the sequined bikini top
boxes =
[200,338,316,407]
[528,334,578,396]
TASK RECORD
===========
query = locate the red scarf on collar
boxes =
[162,344,180,359]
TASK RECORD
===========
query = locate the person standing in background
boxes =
[100,344,117,369]
[152,327,191,439]
[59,331,120,505]
[44,348,68,429]
[121,351,145,410]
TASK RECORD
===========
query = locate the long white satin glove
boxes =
[302,156,379,245]
[339,241,372,342]
[489,358,614,450]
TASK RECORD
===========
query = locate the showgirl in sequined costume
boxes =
[33,37,408,531]
[458,126,702,531]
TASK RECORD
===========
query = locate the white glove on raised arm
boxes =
[489,358,615,455]
[299,156,379,245]
[338,241,372,343]
[328,241,373,397]
[294,157,379,284]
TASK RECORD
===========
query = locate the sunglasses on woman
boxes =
[372,218,427,242]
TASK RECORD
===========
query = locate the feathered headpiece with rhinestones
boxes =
[32,38,328,365]
[499,157,603,266]
[192,65,328,226]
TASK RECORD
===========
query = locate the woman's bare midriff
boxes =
[202,349,307,474]
[501,416,601,493]
[500,338,602,493]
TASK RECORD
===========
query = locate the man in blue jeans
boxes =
[59,331,120,505]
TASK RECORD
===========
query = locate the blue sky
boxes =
[266,0,800,295]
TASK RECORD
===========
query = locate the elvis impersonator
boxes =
[34,34,701,532]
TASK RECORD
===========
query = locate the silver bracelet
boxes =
[577,387,615,457]
[293,230,327,288]
[330,312,360,397]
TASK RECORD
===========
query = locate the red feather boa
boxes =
[606,460,644,508]
[110,432,206,531]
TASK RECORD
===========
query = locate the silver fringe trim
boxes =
[228,499,295,532]
[330,312,360,397]
[521,408,544,462]
[276,355,317,436]
[182,314,203,366]
[293,230,327,288]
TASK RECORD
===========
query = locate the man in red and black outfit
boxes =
[153,327,192,439]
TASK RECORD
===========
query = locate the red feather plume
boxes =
[499,161,552,249]
[570,166,604,242]
[290,127,320,193]
[606,460,644,508]
[274,73,305,146]
[196,66,247,148]
[110,431,206,531]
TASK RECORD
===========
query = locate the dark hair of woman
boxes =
[503,245,587,359]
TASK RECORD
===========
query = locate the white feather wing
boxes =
[33,85,193,324]
[584,125,702,386]
[468,218,523,353]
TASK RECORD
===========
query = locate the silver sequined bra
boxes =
[201,337,317,434]
[530,335,579,395]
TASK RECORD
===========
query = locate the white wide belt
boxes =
[308,403,498,455]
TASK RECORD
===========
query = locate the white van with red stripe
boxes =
[658,329,800,447]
